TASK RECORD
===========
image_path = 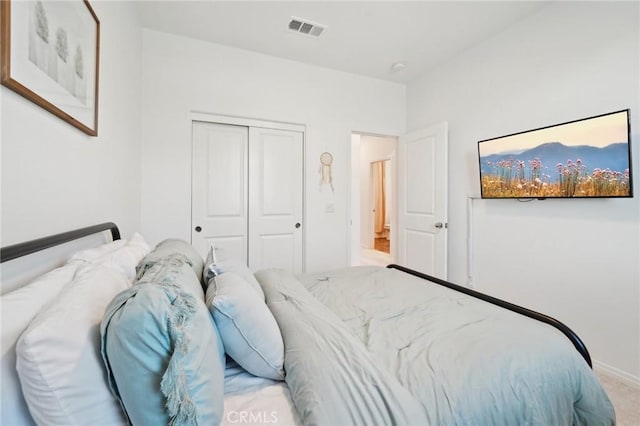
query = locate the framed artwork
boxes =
[1,0,100,136]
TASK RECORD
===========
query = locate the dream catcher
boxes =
[319,152,334,192]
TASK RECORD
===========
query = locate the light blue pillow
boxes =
[206,272,285,381]
[203,246,264,300]
[101,255,225,425]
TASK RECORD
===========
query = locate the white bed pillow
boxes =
[206,272,285,380]
[68,233,150,281]
[1,262,80,426]
[67,238,127,263]
[16,263,131,426]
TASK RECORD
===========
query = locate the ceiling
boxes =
[137,1,550,83]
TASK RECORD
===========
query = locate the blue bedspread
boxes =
[256,266,615,426]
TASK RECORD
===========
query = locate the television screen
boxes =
[478,109,633,199]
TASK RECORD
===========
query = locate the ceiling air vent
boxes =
[288,17,326,38]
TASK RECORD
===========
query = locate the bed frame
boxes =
[0,222,121,263]
[0,223,591,369]
[387,264,592,367]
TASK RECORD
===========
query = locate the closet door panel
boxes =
[192,121,248,262]
[248,127,303,273]
[261,137,296,215]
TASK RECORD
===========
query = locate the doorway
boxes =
[371,159,391,254]
[350,133,398,266]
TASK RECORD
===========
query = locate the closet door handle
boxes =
[195,226,202,233]
[295,223,301,229]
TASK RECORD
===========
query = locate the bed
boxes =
[1,222,615,425]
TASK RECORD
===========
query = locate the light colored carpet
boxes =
[596,371,640,425]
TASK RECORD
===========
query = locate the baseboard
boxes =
[594,360,640,389]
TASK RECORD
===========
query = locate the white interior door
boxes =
[248,127,304,273]
[192,121,249,261]
[398,122,448,278]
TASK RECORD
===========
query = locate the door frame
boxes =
[190,112,305,133]
[348,131,399,266]
[189,111,306,270]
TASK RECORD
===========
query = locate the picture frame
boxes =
[1,0,100,136]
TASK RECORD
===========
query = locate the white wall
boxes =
[407,1,640,381]
[140,29,405,273]
[1,2,143,244]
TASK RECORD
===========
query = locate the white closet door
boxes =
[248,127,304,273]
[191,121,249,261]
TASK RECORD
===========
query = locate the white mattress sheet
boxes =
[222,359,300,426]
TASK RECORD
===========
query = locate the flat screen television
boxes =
[478,109,633,199]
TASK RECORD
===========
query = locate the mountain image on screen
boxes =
[479,141,631,198]
[480,141,629,182]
